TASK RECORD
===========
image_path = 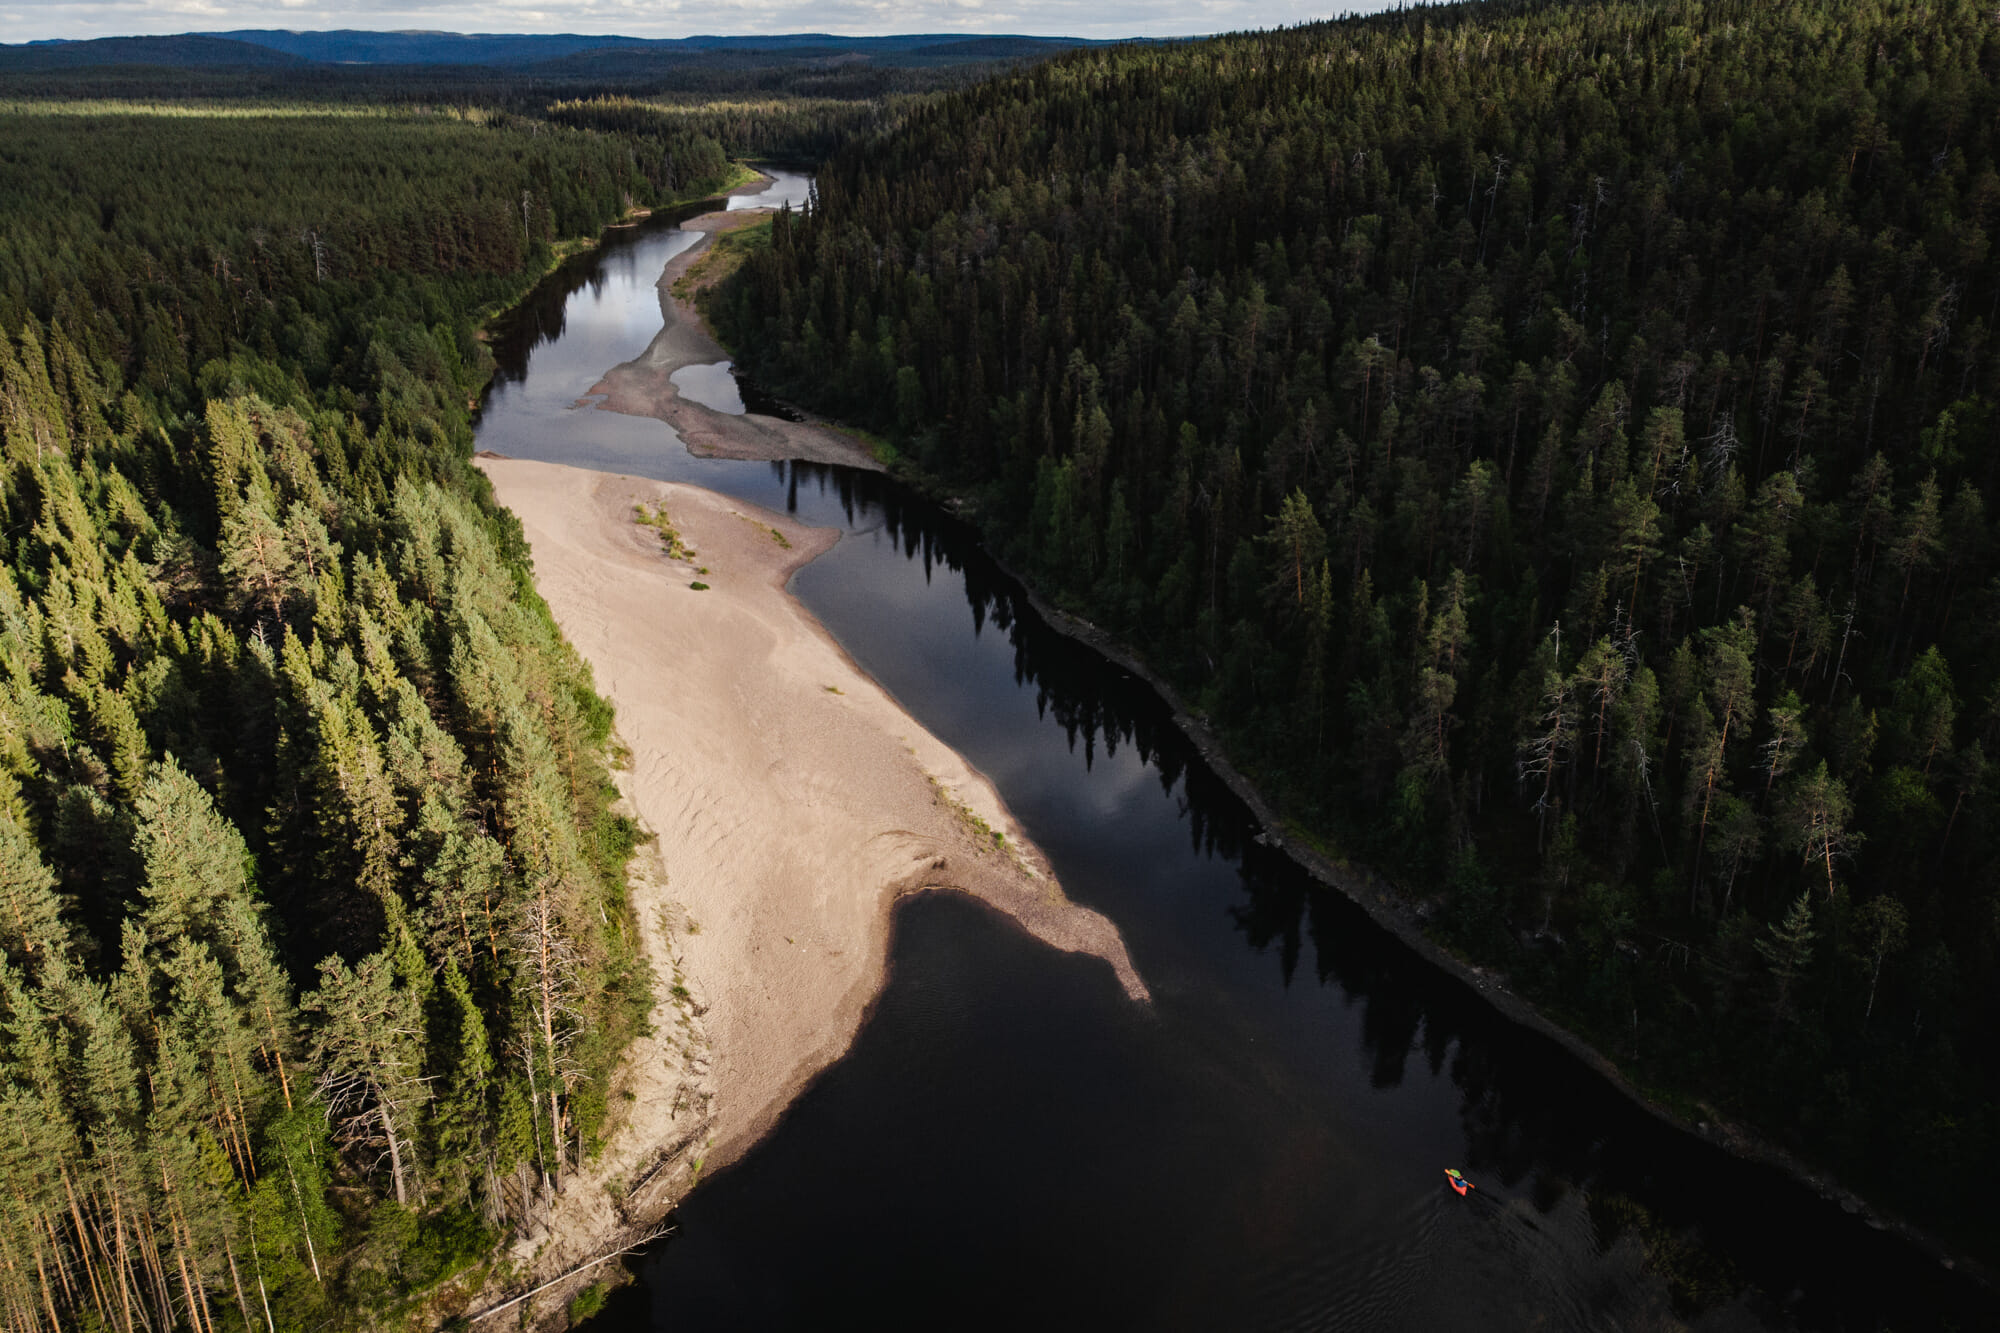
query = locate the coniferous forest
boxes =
[8,0,2000,1323]
[0,101,755,1329]
[709,0,2000,1242]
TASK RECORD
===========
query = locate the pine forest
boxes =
[708,0,2000,1244]
[0,102,747,1329]
[6,0,2000,1325]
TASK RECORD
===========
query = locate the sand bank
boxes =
[479,458,1146,1180]
[586,211,877,469]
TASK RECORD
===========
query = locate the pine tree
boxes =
[1777,762,1859,898]
[219,470,296,627]
[0,815,67,969]
[301,949,429,1207]
[132,756,254,949]
[1755,892,1816,1022]
[1854,896,1908,1024]
[1264,488,1325,611]
[429,957,495,1202]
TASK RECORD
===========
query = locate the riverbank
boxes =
[584,209,878,469]
[467,166,767,351]
[447,187,1987,1323]
[477,459,1146,1177]
[663,184,1986,1288]
[871,519,1991,1290]
[583,187,1976,1281]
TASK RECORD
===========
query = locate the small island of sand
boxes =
[585,207,877,469]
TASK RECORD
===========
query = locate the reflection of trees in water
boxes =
[486,254,630,385]
[784,456,1207,791]
[1279,836,1624,1196]
[483,199,748,388]
[766,459,1970,1329]
[488,270,588,383]
[815,451,1605,1194]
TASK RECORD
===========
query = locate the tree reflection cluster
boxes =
[760,453,1982,1328]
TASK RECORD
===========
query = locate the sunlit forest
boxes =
[0,99,770,1330]
[709,0,2000,1242]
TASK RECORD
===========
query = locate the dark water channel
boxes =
[477,202,1983,1330]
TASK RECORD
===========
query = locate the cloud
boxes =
[9,0,1390,44]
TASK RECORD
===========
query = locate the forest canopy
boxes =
[708,0,2000,1243]
[0,101,749,1330]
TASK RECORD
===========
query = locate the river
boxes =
[475,175,1982,1330]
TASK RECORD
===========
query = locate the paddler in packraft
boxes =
[1445,1169,1473,1196]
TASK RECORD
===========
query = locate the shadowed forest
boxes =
[707,0,2000,1248]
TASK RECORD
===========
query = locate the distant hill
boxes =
[202,29,1103,68]
[0,29,1111,74]
[900,37,1084,59]
[199,29,654,66]
[0,34,306,70]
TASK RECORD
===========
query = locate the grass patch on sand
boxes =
[568,1280,611,1324]
[675,217,773,301]
[730,510,793,548]
[927,774,1009,855]
[925,774,1048,883]
[831,422,899,466]
[633,502,695,560]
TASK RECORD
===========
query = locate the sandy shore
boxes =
[447,186,1148,1326]
[586,210,877,469]
[480,459,1146,1180]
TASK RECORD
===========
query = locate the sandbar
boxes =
[478,458,1147,1182]
[586,210,877,469]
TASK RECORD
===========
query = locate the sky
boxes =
[5,0,1391,45]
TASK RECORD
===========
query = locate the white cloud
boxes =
[8,0,1395,44]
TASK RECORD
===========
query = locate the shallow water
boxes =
[726,167,813,212]
[669,360,746,415]
[477,205,1986,1331]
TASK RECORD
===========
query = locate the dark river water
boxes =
[476,189,1983,1331]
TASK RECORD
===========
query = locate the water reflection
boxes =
[669,360,745,415]
[670,460,1983,1327]
[476,215,1985,1333]
[486,209,709,391]
[726,167,814,212]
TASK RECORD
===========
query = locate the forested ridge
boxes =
[710,0,2000,1243]
[0,41,1046,115]
[544,97,912,170]
[0,103,746,1330]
